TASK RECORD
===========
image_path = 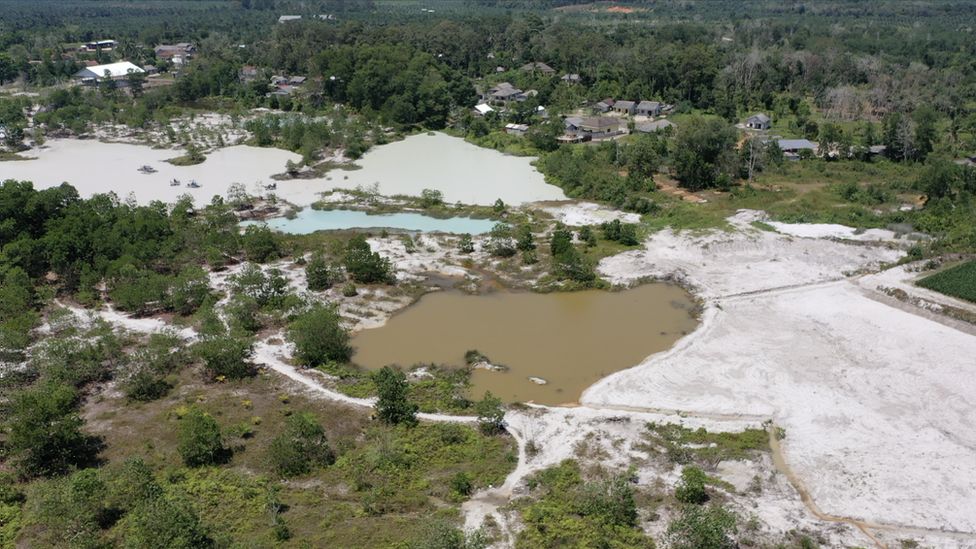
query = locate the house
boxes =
[73,61,145,84]
[473,103,494,116]
[565,116,622,139]
[561,73,581,83]
[504,123,529,136]
[142,65,159,75]
[520,62,556,75]
[487,82,525,103]
[287,76,307,85]
[80,40,117,52]
[495,66,506,73]
[636,101,662,117]
[635,119,676,133]
[278,15,302,23]
[612,100,636,115]
[240,65,259,83]
[594,99,615,113]
[778,139,817,159]
[154,43,196,61]
[745,113,771,130]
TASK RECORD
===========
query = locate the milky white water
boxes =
[2,132,565,207]
[338,132,566,205]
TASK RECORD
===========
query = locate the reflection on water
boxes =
[350,284,699,405]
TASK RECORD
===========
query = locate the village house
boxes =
[520,61,556,75]
[778,138,817,159]
[504,123,530,136]
[473,103,494,117]
[746,113,771,130]
[278,15,302,23]
[239,65,260,83]
[594,99,615,113]
[154,43,196,65]
[79,40,117,52]
[636,100,662,117]
[486,82,525,103]
[73,61,145,85]
[564,116,623,139]
[561,73,581,83]
[612,100,636,115]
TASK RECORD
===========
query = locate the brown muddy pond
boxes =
[350,284,699,405]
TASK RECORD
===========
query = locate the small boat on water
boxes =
[187,180,201,189]
[138,165,157,174]
[265,182,277,190]
[169,179,181,186]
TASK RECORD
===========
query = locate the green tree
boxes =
[666,504,737,549]
[344,235,393,284]
[177,408,225,467]
[475,391,505,435]
[457,233,475,254]
[126,495,215,549]
[675,466,709,504]
[515,224,536,251]
[127,70,146,98]
[374,366,418,426]
[288,304,351,366]
[267,412,335,477]
[230,264,290,308]
[305,253,343,291]
[419,188,444,208]
[167,266,210,315]
[487,223,516,257]
[242,224,280,263]
[549,227,573,256]
[194,335,254,380]
[671,116,737,191]
[6,381,96,477]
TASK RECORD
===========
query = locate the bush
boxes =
[267,412,335,477]
[666,504,737,549]
[305,253,344,291]
[487,223,516,257]
[457,233,475,254]
[167,266,211,315]
[374,366,418,426]
[242,224,280,263]
[344,235,393,284]
[449,471,473,497]
[127,495,215,548]
[177,408,225,467]
[475,391,505,435]
[675,466,709,504]
[229,264,290,308]
[6,381,97,477]
[194,336,254,380]
[288,304,351,366]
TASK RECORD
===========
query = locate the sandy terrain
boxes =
[586,210,976,539]
[536,201,641,226]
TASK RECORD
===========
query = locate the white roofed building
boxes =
[74,61,145,84]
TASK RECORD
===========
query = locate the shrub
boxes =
[374,366,418,426]
[344,235,393,284]
[126,495,214,548]
[675,466,709,504]
[457,233,475,254]
[475,391,505,435]
[267,412,335,477]
[242,224,280,263]
[177,408,225,467]
[449,471,473,498]
[666,504,737,549]
[194,336,254,380]
[305,253,344,291]
[229,264,290,308]
[6,381,96,477]
[288,304,351,366]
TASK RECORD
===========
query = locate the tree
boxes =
[127,495,214,548]
[305,253,343,291]
[194,335,254,380]
[344,235,393,284]
[127,70,146,98]
[229,264,289,308]
[374,366,418,426]
[475,391,505,435]
[6,381,96,477]
[419,188,444,208]
[666,504,737,549]
[288,304,351,366]
[457,233,475,254]
[267,412,335,477]
[177,408,225,466]
[515,224,536,251]
[549,227,573,256]
[167,266,210,315]
[671,116,737,191]
[487,223,516,257]
[242,224,280,263]
[675,466,709,504]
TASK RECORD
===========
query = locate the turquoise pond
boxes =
[242,208,497,234]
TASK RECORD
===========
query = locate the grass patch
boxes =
[318,362,476,414]
[642,422,770,467]
[917,259,976,303]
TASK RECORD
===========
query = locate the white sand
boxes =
[585,211,976,535]
[766,220,900,242]
[538,201,641,226]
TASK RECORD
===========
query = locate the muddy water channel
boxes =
[351,284,699,405]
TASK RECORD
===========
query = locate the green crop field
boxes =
[918,260,976,303]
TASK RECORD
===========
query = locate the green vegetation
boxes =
[643,422,770,466]
[917,260,976,303]
[516,460,653,548]
[374,366,420,426]
[288,303,353,366]
[177,407,226,467]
